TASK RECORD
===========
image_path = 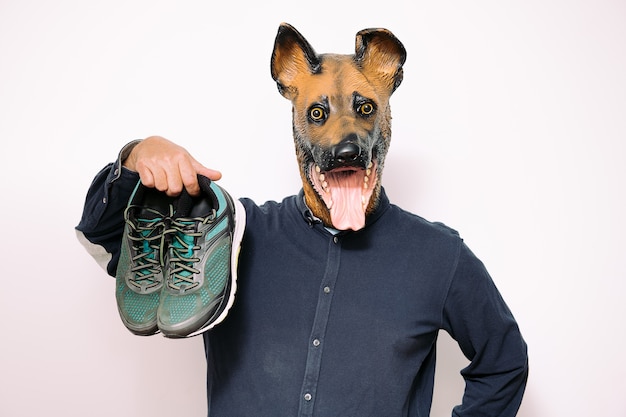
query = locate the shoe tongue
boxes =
[137,207,162,221]
[175,190,196,217]
[136,185,173,220]
[177,175,218,218]
[326,172,366,231]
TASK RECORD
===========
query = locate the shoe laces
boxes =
[166,210,217,293]
[125,205,169,291]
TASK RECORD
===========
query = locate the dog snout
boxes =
[333,141,361,164]
[314,134,370,171]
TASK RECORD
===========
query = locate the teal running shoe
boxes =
[115,181,174,336]
[157,176,245,338]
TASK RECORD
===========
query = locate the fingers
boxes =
[129,136,222,197]
[194,162,222,182]
[181,160,222,196]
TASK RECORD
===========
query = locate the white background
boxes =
[1,1,624,416]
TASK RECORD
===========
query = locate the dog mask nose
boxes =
[332,142,362,164]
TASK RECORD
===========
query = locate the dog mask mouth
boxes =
[308,160,377,231]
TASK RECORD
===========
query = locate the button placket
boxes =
[297,236,342,417]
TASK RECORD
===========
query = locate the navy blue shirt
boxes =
[77,145,528,416]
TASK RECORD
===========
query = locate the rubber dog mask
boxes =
[271,23,406,231]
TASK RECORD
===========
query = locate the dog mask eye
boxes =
[308,106,326,122]
[357,102,375,116]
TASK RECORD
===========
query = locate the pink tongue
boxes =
[327,173,366,231]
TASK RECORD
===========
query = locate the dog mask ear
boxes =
[271,23,321,99]
[354,28,407,94]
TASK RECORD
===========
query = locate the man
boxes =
[77,24,528,416]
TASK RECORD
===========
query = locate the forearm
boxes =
[452,344,528,416]
[75,140,141,276]
[443,243,529,416]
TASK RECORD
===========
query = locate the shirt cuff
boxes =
[111,139,142,182]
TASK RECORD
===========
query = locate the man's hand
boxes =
[123,136,222,196]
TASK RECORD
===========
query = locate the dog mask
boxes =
[271,23,406,231]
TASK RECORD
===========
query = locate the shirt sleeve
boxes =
[442,242,529,416]
[75,140,141,277]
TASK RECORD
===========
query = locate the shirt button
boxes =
[304,393,312,401]
[323,286,331,294]
[333,236,339,244]
[313,339,320,347]
[102,197,107,204]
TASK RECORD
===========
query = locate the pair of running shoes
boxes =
[115,176,245,338]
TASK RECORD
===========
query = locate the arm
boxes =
[75,140,142,276]
[75,136,222,276]
[442,243,529,416]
